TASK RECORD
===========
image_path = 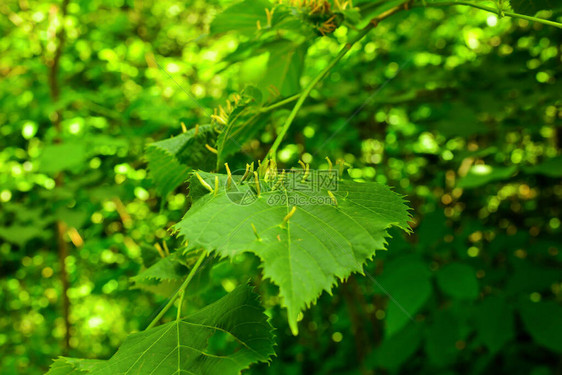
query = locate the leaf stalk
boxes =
[146,250,207,330]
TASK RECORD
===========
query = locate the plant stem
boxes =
[417,1,562,29]
[146,251,207,330]
[259,93,301,113]
[48,0,71,353]
[266,1,412,160]
[176,288,186,321]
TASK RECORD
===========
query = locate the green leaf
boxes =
[261,40,308,98]
[375,256,432,337]
[46,357,105,375]
[220,40,268,68]
[55,207,88,229]
[519,300,562,352]
[523,156,562,177]
[37,143,88,175]
[358,0,408,27]
[139,244,161,268]
[216,87,264,163]
[131,253,211,297]
[89,285,275,374]
[473,296,514,353]
[368,322,422,370]
[425,310,462,366]
[433,103,489,137]
[457,165,517,189]
[132,279,183,298]
[0,224,48,246]
[146,125,215,197]
[436,262,479,300]
[507,259,561,294]
[130,254,185,297]
[131,252,186,284]
[146,146,190,198]
[176,170,411,334]
[210,0,272,36]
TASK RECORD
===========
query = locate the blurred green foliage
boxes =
[0,0,561,374]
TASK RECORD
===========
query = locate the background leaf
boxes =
[436,262,479,300]
[261,40,308,98]
[473,296,514,353]
[210,0,272,35]
[375,256,432,337]
[37,143,88,175]
[425,310,463,366]
[457,165,517,189]
[519,300,562,352]
[366,322,422,370]
[523,156,562,177]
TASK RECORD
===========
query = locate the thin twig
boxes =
[47,0,71,353]
[259,93,301,113]
[417,1,562,29]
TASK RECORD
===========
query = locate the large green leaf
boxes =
[146,125,215,197]
[90,285,274,374]
[176,169,411,334]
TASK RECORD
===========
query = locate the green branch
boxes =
[266,1,413,160]
[418,1,562,29]
[264,0,560,160]
[146,250,207,330]
[259,93,301,113]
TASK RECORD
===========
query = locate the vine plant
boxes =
[46,0,562,374]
